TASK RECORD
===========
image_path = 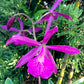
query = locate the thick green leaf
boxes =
[5,78,13,84]
[48,79,54,84]
[72,77,84,84]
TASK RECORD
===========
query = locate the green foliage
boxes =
[0,0,84,84]
[48,79,54,84]
[33,9,49,22]
[5,78,13,84]
[72,77,84,84]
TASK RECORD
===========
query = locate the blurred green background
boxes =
[0,0,84,84]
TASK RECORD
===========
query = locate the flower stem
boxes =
[67,65,74,84]
[32,24,36,40]
[14,13,33,23]
[57,53,69,84]
[38,76,41,84]
[22,30,33,35]
[14,13,37,40]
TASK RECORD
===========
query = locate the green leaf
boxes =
[72,77,84,84]
[33,9,49,20]
[5,77,13,84]
[48,79,54,84]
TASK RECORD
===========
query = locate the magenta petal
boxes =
[1,25,8,30]
[42,26,58,44]
[1,25,20,32]
[45,16,53,33]
[28,27,42,32]
[6,34,33,47]
[6,34,22,46]
[45,48,57,74]
[16,46,40,68]
[27,57,41,78]
[53,12,58,20]
[6,37,14,46]
[38,47,44,56]
[7,16,16,29]
[27,56,54,79]
[9,27,20,32]
[49,0,63,12]
[34,12,51,24]
[17,17,23,30]
[7,35,41,46]
[46,45,81,55]
[6,37,20,46]
[54,12,73,20]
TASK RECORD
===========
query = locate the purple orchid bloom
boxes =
[6,26,81,79]
[1,17,42,34]
[34,0,72,32]
[7,16,16,30]
[1,17,42,46]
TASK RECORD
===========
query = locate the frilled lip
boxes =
[27,47,57,79]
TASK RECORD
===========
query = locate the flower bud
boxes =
[7,16,16,30]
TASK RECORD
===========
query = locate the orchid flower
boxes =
[34,0,72,32]
[1,17,42,35]
[1,17,42,46]
[6,26,81,79]
[6,16,16,30]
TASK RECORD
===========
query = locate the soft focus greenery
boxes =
[5,77,13,84]
[0,0,84,84]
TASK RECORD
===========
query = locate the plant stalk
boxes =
[14,13,33,23]
[67,66,74,84]
[14,13,37,40]
[38,76,41,84]
[57,53,69,84]
[32,24,36,40]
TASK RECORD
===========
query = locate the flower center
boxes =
[41,44,46,48]
[49,12,55,17]
[38,54,44,63]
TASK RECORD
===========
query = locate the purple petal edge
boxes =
[1,25,20,32]
[9,35,41,46]
[34,12,51,24]
[54,12,73,20]
[42,26,58,44]
[17,17,23,30]
[16,46,40,68]
[45,16,53,33]
[28,27,43,32]
[1,25,8,30]
[7,16,16,30]
[46,45,81,55]
[49,0,63,12]
[45,48,57,74]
